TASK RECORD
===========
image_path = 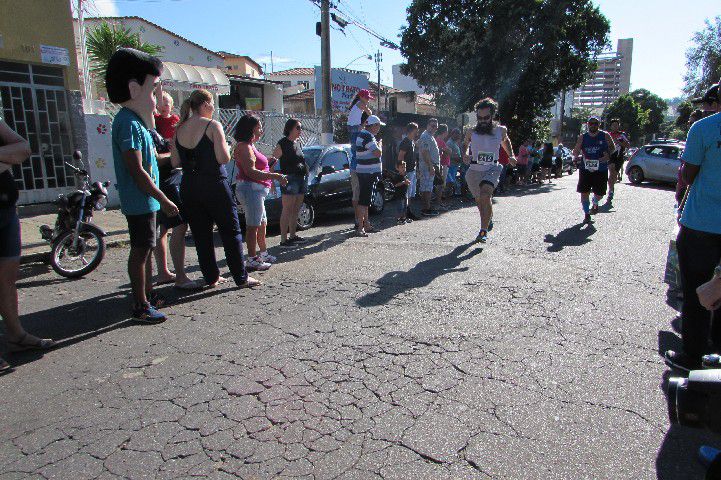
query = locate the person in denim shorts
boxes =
[273,118,309,248]
[0,120,56,371]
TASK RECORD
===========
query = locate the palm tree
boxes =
[85,21,163,85]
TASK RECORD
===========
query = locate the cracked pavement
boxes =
[0,175,712,479]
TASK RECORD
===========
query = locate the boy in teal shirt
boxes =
[107,48,178,323]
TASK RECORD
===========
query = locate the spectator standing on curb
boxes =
[172,91,260,289]
[347,89,374,166]
[540,142,554,184]
[350,112,371,231]
[391,160,411,223]
[397,122,420,220]
[664,97,721,372]
[0,120,56,372]
[234,115,288,270]
[273,118,308,248]
[417,119,441,217]
[516,140,531,185]
[107,48,179,323]
[152,92,198,290]
[447,128,463,196]
[354,115,384,236]
[435,124,451,209]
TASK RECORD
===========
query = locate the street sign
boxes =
[314,66,369,113]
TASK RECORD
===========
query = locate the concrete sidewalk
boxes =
[19,208,129,263]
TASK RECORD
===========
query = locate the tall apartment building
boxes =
[573,38,633,112]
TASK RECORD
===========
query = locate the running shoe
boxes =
[259,251,277,263]
[132,304,167,324]
[476,229,488,243]
[664,350,701,372]
[407,210,420,220]
[397,217,407,224]
[279,239,296,249]
[421,209,440,217]
[405,218,413,224]
[289,235,307,244]
[246,256,272,272]
[590,203,599,215]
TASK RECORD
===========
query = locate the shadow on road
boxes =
[544,222,597,252]
[356,241,482,307]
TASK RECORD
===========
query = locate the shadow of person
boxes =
[356,242,482,308]
[544,222,597,252]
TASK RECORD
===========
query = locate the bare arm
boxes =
[156,150,172,166]
[572,135,583,158]
[123,150,176,215]
[0,120,31,165]
[501,127,516,165]
[209,121,230,165]
[603,133,616,162]
[170,137,181,168]
[682,162,700,185]
[235,143,284,182]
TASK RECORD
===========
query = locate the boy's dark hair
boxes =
[234,114,260,143]
[360,111,370,125]
[405,122,418,133]
[474,97,498,115]
[609,118,620,125]
[436,124,448,136]
[105,48,163,104]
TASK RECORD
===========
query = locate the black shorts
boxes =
[157,182,185,230]
[577,169,608,196]
[356,172,378,207]
[126,212,157,249]
[610,151,625,170]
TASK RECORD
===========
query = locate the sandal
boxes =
[0,357,10,372]
[208,276,229,288]
[6,332,56,352]
[155,274,176,286]
[238,276,262,289]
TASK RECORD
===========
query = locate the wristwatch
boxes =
[714,265,721,279]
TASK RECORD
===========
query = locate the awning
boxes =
[160,61,230,95]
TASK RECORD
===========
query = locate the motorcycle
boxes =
[39,151,110,278]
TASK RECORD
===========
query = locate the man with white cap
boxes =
[354,114,384,236]
[572,116,616,224]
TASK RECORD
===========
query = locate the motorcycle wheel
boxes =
[50,229,106,278]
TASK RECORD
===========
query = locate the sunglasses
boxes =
[477,115,492,121]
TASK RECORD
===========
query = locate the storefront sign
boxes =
[161,79,228,95]
[314,67,369,113]
[40,45,70,66]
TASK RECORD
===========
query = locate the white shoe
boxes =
[246,256,271,271]
[259,251,277,263]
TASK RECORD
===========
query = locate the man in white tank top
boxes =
[463,97,516,243]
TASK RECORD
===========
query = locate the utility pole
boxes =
[77,0,92,112]
[320,0,333,145]
[374,50,382,112]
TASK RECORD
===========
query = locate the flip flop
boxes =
[238,276,262,289]
[174,279,203,291]
[207,276,229,288]
[155,275,176,286]
[0,357,10,372]
[6,333,56,353]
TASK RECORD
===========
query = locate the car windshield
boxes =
[303,148,323,171]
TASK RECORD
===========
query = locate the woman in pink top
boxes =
[516,140,531,185]
[233,115,287,271]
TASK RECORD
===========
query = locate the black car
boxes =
[229,144,385,230]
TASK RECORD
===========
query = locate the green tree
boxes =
[86,22,163,87]
[399,0,610,146]
[603,94,648,144]
[629,89,667,137]
[674,100,694,130]
[683,16,721,96]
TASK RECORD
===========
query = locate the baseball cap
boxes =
[691,84,719,104]
[358,89,375,100]
[366,115,385,127]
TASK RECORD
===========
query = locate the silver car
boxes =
[625,143,685,184]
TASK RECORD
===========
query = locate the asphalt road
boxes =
[0,174,714,479]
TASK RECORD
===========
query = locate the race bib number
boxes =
[473,151,495,165]
[585,159,599,171]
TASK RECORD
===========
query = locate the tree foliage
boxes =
[86,22,163,86]
[603,94,648,144]
[399,0,610,145]
[684,16,721,96]
[629,89,667,137]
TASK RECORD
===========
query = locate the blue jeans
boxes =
[349,125,361,168]
[447,164,460,194]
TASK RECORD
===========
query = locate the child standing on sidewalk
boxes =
[106,48,179,323]
[392,160,411,223]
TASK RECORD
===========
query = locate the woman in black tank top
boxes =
[171,90,260,288]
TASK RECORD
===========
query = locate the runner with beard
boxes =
[572,116,616,224]
[463,97,516,243]
[607,118,630,204]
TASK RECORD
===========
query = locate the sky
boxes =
[88,0,720,99]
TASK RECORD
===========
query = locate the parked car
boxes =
[229,144,385,230]
[625,143,685,185]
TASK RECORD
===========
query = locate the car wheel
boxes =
[296,202,315,230]
[628,166,644,185]
[370,184,385,214]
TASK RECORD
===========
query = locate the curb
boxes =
[20,236,131,265]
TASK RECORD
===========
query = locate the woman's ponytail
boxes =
[178,98,192,125]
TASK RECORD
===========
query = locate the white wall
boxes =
[263,84,284,112]
[84,113,119,207]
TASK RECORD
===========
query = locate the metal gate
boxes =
[0,61,74,204]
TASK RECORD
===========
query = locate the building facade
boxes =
[0,1,87,204]
[573,38,634,112]
[218,52,263,79]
